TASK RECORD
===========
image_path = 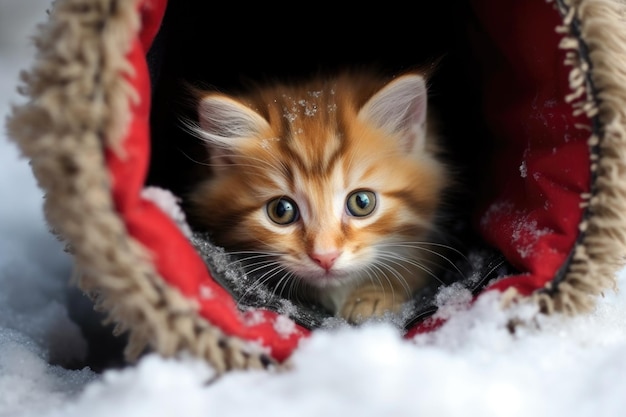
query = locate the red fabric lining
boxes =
[107,0,308,362]
[106,0,589,362]
[471,0,589,290]
[385,0,589,340]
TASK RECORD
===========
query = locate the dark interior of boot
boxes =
[146,1,513,328]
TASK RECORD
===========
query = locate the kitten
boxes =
[185,70,451,324]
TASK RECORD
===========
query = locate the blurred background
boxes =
[0,1,60,249]
[1,1,129,373]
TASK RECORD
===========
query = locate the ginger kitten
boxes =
[185,70,451,324]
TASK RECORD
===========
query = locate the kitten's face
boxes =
[188,73,448,290]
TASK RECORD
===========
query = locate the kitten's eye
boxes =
[266,197,299,225]
[346,190,377,217]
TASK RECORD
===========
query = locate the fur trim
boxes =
[5,0,278,373]
[534,0,626,314]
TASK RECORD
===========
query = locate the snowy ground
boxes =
[2,2,626,417]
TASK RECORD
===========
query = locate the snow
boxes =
[3,2,626,416]
[141,186,192,238]
[519,160,527,178]
[511,218,552,259]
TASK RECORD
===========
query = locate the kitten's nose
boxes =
[309,251,341,271]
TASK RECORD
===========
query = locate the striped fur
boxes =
[187,71,451,323]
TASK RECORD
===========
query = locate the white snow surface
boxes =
[2,2,626,416]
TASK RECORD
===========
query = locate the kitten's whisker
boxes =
[377,250,440,274]
[214,155,275,171]
[226,254,276,272]
[225,253,280,269]
[362,265,383,292]
[378,251,447,285]
[378,255,441,281]
[243,260,284,279]
[369,263,398,304]
[373,259,414,296]
[181,116,264,159]
[188,146,280,172]
[374,252,414,275]
[178,120,274,167]
[478,259,506,285]
[228,250,283,256]
[273,271,295,300]
[284,272,298,303]
[238,263,286,302]
[379,243,467,279]
[233,154,281,171]
[382,242,470,263]
[227,251,281,262]
[237,259,282,288]
[177,148,212,167]
[239,262,275,277]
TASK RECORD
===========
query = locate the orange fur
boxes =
[186,70,451,323]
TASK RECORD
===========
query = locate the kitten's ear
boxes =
[358,74,428,152]
[196,94,270,150]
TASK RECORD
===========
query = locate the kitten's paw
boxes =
[340,288,408,324]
